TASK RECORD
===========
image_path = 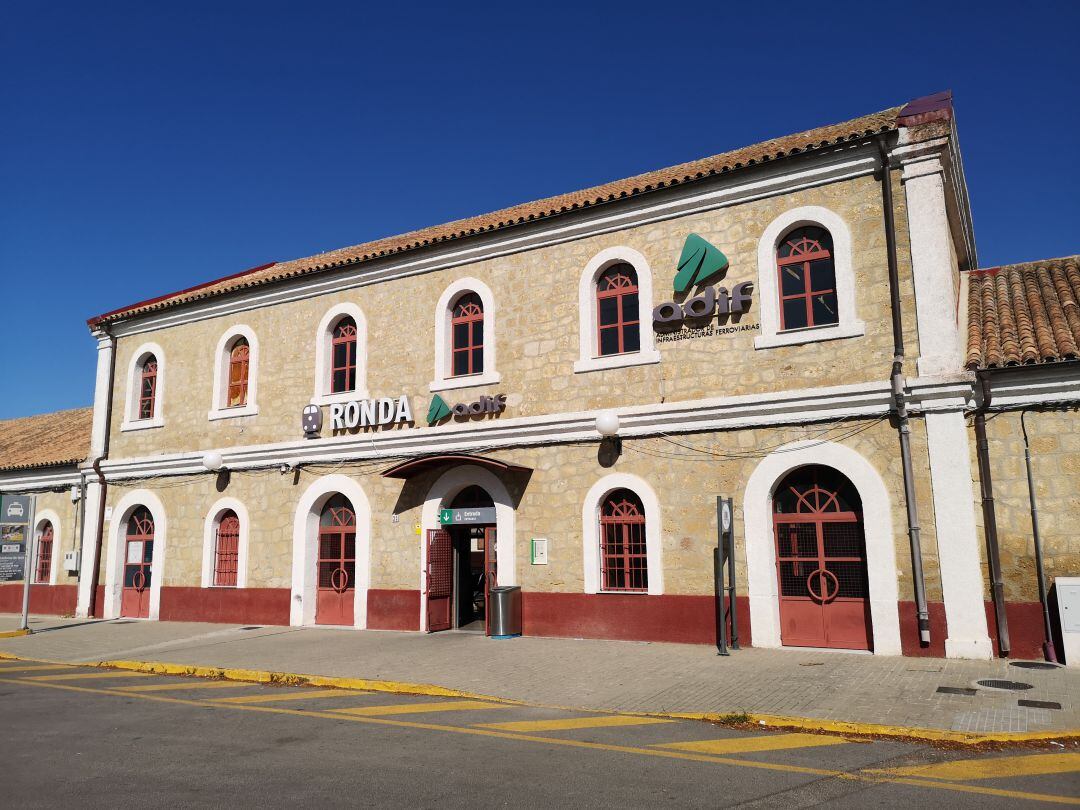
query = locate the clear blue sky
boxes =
[2,1,1077,419]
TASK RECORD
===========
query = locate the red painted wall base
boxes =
[158,586,291,626]
[0,583,77,616]
[897,600,1050,659]
[367,589,421,631]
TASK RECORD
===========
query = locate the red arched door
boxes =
[773,466,871,650]
[316,495,355,626]
[121,508,154,618]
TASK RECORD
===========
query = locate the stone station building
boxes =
[3,92,1077,660]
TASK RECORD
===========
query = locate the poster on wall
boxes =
[0,524,27,582]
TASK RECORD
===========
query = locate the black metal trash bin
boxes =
[488,585,522,638]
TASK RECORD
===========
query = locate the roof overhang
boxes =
[381,454,531,479]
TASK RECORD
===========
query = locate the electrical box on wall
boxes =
[63,550,80,574]
[1057,577,1080,668]
[530,538,548,565]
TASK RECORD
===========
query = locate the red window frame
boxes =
[331,317,357,394]
[450,292,484,377]
[599,489,648,592]
[138,356,158,420]
[34,521,53,584]
[776,227,838,331]
[227,339,249,407]
[213,511,240,587]
[596,264,640,357]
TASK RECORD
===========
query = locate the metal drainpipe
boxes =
[86,325,116,619]
[1020,408,1059,663]
[877,135,931,644]
[973,373,1010,655]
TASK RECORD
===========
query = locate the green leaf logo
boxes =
[673,234,729,294]
[427,394,451,424]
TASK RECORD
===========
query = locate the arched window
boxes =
[776,226,838,331]
[138,355,158,419]
[213,510,240,587]
[227,339,249,408]
[451,293,484,377]
[34,521,53,584]
[331,317,358,394]
[596,264,640,357]
[599,489,648,592]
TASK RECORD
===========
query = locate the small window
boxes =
[596,264,640,357]
[331,317,358,394]
[599,489,648,592]
[776,227,838,331]
[227,339,249,408]
[451,293,484,377]
[213,511,240,587]
[138,355,158,419]
[34,521,53,584]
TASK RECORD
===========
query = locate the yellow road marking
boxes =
[658,733,851,755]
[115,680,252,693]
[333,700,510,717]
[2,677,1078,806]
[478,715,673,732]
[879,753,1080,781]
[26,671,153,682]
[0,664,75,674]
[212,689,369,704]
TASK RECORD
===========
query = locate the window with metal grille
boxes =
[318,494,356,593]
[213,511,240,587]
[450,292,484,377]
[599,489,648,592]
[227,339,249,407]
[331,317,357,393]
[596,263,640,357]
[776,226,838,331]
[138,355,158,419]
[34,521,53,584]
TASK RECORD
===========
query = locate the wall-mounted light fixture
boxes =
[595,411,622,456]
[202,451,225,472]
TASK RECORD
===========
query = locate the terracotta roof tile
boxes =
[0,407,92,473]
[965,255,1080,369]
[89,104,911,327]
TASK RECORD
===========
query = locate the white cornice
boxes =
[980,364,1080,409]
[0,467,82,492]
[106,142,885,338]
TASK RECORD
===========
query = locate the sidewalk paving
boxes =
[2,614,1077,736]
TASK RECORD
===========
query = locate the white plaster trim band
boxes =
[97,377,979,480]
[418,465,517,632]
[103,489,167,620]
[741,439,901,655]
[430,277,500,392]
[754,205,862,350]
[105,143,884,339]
[581,472,663,596]
[290,474,372,629]
[208,324,260,420]
[201,497,250,589]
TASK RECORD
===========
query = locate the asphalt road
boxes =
[1,661,1077,808]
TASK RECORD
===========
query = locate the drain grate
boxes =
[937,686,977,696]
[1010,660,1061,671]
[1018,699,1062,710]
[976,679,1034,691]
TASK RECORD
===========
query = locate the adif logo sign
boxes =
[329,395,413,430]
[654,234,754,332]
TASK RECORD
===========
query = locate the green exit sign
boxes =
[439,509,453,525]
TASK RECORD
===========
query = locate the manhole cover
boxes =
[1010,660,1061,671]
[976,679,1034,691]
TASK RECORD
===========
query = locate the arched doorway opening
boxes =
[316,494,356,626]
[427,485,496,634]
[121,507,155,619]
[773,465,871,650]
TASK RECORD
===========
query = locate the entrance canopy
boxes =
[380,453,531,480]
